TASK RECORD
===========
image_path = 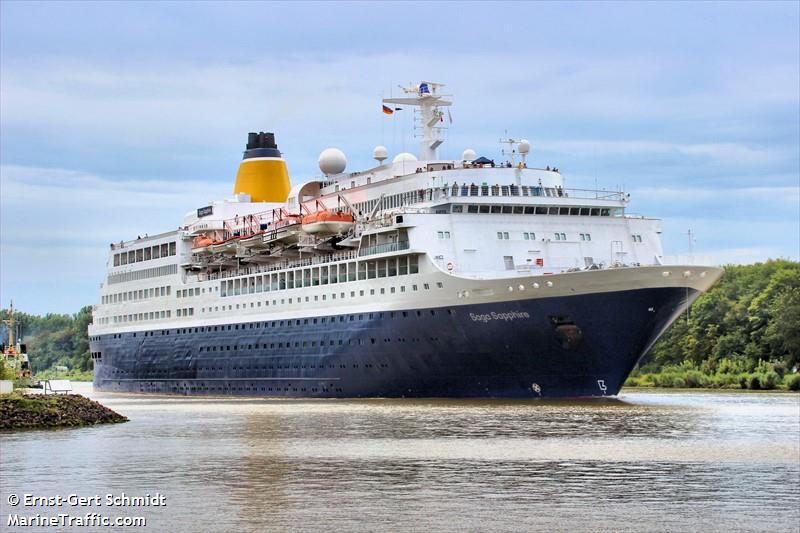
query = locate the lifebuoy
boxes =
[446,262,454,272]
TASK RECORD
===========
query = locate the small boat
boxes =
[209,236,240,254]
[192,235,214,254]
[302,210,355,235]
[264,214,303,245]
[240,231,269,249]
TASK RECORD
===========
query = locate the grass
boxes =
[625,361,800,391]
[0,391,127,429]
[33,368,93,382]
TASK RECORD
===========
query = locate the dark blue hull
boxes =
[90,287,695,398]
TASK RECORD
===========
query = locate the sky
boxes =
[1,1,798,315]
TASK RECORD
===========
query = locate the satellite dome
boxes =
[318,148,347,175]
[373,145,388,163]
[462,148,477,161]
[518,139,531,154]
[392,152,418,163]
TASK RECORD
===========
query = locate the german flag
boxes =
[382,105,393,115]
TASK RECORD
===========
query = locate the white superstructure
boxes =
[89,81,712,340]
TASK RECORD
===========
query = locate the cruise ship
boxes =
[88,81,722,398]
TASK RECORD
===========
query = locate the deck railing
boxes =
[358,240,410,257]
[198,249,360,281]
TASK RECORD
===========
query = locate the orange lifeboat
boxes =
[301,210,355,235]
[192,235,214,252]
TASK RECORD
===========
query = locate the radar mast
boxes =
[383,81,451,161]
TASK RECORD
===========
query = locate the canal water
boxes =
[1,386,798,532]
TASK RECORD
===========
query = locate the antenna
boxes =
[383,81,451,161]
[499,136,531,167]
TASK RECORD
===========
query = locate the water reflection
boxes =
[1,388,798,532]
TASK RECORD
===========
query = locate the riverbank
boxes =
[625,362,800,391]
[0,392,127,430]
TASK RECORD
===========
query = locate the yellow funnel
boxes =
[233,132,291,203]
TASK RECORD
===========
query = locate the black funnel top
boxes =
[243,131,281,159]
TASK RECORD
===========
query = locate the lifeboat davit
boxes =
[301,211,355,235]
[264,214,303,245]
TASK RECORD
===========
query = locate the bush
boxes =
[712,373,739,389]
[759,371,779,390]
[748,375,762,390]
[670,376,687,388]
[0,363,16,382]
[625,377,640,387]
[784,373,800,391]
[684,369,710,388]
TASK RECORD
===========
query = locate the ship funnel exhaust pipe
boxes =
[233,131,291,203]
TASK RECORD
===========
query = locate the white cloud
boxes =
[704,247,797,266]
[536,140,790,167]
[2,52,797,167]
[629,185,800,206]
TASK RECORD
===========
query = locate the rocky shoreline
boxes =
[0,393,127,430]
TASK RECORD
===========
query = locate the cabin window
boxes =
[468,205,479,213]
[399,256,408,275]
[409,256,419,274]
[452,205,463,213]
[504,256,514,270]
[367,261,377,279]
[491,205,502,214]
